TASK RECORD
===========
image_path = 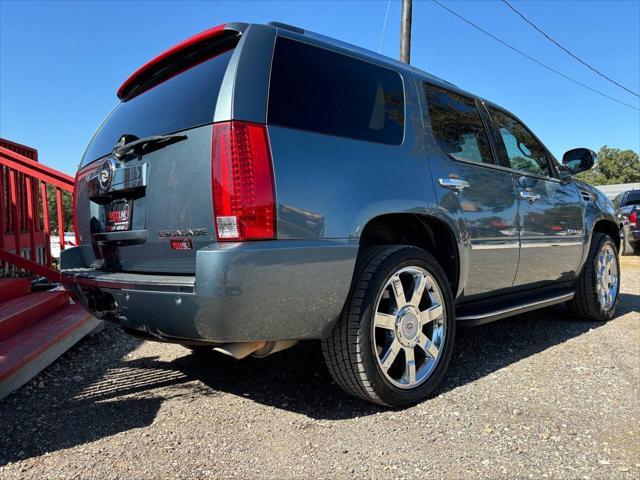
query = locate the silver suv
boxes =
[62,22,621,406]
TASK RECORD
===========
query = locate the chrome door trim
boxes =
[519,241,583,248]
[519,190,542,203]
[438,178,470,192]
[470,242,519,250]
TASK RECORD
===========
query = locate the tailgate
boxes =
[74,35,238,274]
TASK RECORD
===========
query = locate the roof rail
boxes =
[268,21,305,34]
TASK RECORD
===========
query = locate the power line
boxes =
[501,0,639,98]
[431,0,640,112]
[378,0,392,53]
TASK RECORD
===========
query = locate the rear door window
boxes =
[488,108,551,177]
[268,38,404,145]
[423,83,494,165]
[82,48,235,166]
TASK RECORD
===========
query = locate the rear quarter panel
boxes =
[267,69,437,240]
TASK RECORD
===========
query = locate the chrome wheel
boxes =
[372,266,446,389]
[596,242,619,311]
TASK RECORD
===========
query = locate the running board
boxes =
[456,292,575,327]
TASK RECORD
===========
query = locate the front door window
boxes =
[489,108,551,177]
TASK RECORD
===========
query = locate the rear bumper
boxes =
[623,225,640,248]
[61,240,358,343]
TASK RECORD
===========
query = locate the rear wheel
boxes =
[321,246,455,407]
[568,233,620,321]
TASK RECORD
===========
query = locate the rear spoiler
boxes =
[117,22,247,100]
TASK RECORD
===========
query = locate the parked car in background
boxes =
[61,22,621,406]
[50,232,77,259]
[613,189,640,255]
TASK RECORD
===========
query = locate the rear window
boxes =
[82,48,234,166]
[424,83,494,165]
[623,191,640,207]
[268,38,404,145]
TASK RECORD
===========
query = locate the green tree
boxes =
[576,146,640,185]
[45,184,73,235]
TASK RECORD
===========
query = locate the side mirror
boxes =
[562,148,597,175]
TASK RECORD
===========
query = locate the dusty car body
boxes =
[62,22,621,405]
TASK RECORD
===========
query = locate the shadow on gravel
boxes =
[0,326,162,466]
[2,290,637,465]
[163,307,607,419]
[70,302,633,424]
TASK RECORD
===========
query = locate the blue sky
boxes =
[1,0,639,174]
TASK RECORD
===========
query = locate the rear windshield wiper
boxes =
[113,133,187,158]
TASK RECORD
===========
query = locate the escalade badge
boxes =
[98,157,117,190]
[158,228,208,238]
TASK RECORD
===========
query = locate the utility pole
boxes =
[400,0,412,64]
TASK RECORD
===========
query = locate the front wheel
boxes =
[568,233,620,321]
[321,246,455,407]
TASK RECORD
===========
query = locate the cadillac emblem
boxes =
[98,157,117,190]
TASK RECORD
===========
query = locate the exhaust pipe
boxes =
[213,340,298,360]
[252,340,298,358]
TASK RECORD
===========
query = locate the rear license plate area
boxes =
[105,199,133,232]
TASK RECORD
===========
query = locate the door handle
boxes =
[439,178,470,192]
[519,190,542,203]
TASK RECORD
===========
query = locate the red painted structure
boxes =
[0,138,75,281]
[0,139,100,399]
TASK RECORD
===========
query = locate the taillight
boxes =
[630,211,638,226]
[211,121,276,241]
[72,170,80,245]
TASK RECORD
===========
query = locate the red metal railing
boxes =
[1,146,75,282]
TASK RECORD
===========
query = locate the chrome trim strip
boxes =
[446,153,562,183]
[520,241,583,248]
[470,242,519,250]
[456,292,575,323]
[61,268,195,293]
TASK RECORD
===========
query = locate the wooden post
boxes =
[400,0,412,64]
[40,182,52,267]
[0,167,5,251]
[25,176,37,262]
[9,170,20,258]
[56,187,65,251]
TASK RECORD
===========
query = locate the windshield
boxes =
[81,48,234,166]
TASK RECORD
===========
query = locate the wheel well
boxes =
[592,219,620,250]
[359,214,459,294]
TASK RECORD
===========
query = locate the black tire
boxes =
[321,246,456,407]
[568,232,620,321]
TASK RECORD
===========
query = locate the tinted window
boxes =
[424,84,494,164]
[82,48,235,166]
[268,38,404,145]
[623,191,640,207]
[612,194,622,209]
[489,108,550,177]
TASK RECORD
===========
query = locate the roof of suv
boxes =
[116,20,506,123]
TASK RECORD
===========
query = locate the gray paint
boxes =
[75,125,216,274]
[63,240,357,342]
[63,21,620,345]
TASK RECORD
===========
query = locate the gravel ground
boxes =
[1,257,638,479]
